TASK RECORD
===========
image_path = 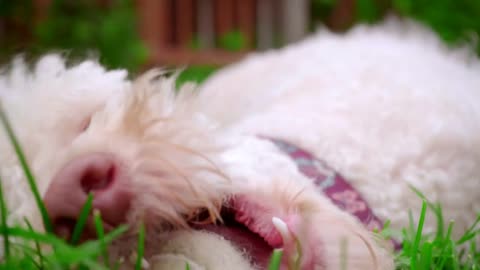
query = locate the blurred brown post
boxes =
[280,0,309,44]
[327,0,356,31]
[215,0,235,40]
[33,0,52,24]
[0,18,4,43]
[151,48,246,66]
[235,0,255,49]
[97,0,112,7]
[256,0,275,50]
[197,0,215,48]
[175,0,194,48]
[136,0,173,55]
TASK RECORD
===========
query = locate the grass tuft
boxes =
[388,191,480,270]
[93,209,110,268]
[410,200,427,269]
[134,222,145,270]
[0,176,10,260]
[71,193,94,245]
[23,218,44,269]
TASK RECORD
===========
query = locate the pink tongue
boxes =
[198,224,273,268]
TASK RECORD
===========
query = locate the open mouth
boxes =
[188,199,282,269]
[99,197,289,270]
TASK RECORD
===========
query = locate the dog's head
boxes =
[1,55,127,230]
[0,55,236,265]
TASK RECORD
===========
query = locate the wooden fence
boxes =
[136,0,311,66]
[28,0,355,67]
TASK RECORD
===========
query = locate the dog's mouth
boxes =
[181,195,286,269]
[189,205,275,268]
[105,200,280,269]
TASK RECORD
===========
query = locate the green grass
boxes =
[71,193,94,245]
[379,198,480,270]
[268,249,284,270]
[0,104,479,269]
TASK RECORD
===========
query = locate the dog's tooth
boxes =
[129,251,150,269]
[272,216,292,244]
[141,258,150,269]
[272,217,303,269]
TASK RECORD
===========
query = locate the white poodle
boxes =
[1,19,479,270]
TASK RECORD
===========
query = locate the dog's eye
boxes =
[79,117,92,132]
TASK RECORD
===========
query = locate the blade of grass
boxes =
[1,226,71,247]
[437,220,455,269]
[268,249,283,270]
[411,200,427,270]
[45,225,128,265]
[9,242,43,269]
[24,218,44,269]
[0,176,10,260]
[457,228,480,246]
[418,241,433,270]
[410,185,444,237]
[468,240,479,270]
[93,209,110,268]
[71,193,94,245]
[0,223,127,251]
[135,222,145,270]
[0,105,53,233]
[456,215,480,245]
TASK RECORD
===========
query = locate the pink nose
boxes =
[43,153,132,241]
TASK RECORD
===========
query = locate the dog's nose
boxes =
[43,153,132,241]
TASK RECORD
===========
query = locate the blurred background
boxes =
[1,0,479,85]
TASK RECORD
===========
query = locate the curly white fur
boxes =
[199,18,480,238]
